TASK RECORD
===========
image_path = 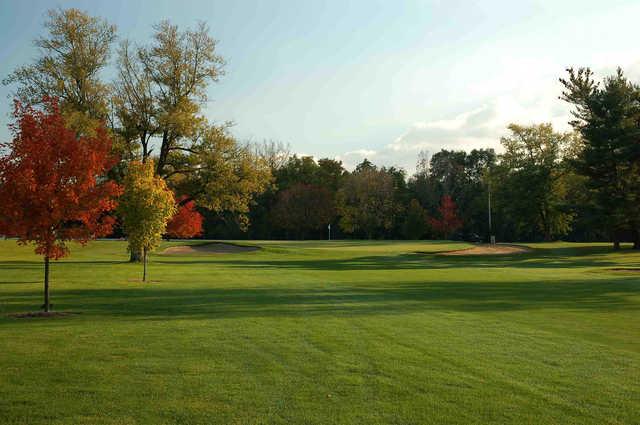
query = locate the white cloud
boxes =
[390,90,572,155]
[339,82,574,174]
[333,61,640,175]
[344,149,377,157]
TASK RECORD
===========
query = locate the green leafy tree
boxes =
[112,21,270,245]
[408,149,495,240]
[271,183,335,239]
[317,158,347,192]
[3,8,116,135]
[274,155,321,190]
[119,161,176,281]
[403,199,429,239]
[114,20,224,175]
[169,124,271,230]
[337,165,400,239]
[492,124,574,241]
[560,67,640,248]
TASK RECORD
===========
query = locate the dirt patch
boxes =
[162,242,261,255]
[438,244,531,256]
[9,311,80,319]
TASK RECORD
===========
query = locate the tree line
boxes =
[2,8,639,251]
[213,102,640,250]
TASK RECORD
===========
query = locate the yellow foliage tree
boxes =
[3,8,116,136]
[119,160,176,281]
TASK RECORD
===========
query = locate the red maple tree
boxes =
[165,198,204,239]
[0,99,122,312]
[429,195,463,238]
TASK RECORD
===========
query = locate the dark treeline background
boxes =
[207,65,640,248]
[203,73,640,248]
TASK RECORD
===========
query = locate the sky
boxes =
[1,0,640,173]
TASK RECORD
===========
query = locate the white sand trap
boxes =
[439,244,531,256]
[163,242,261,255]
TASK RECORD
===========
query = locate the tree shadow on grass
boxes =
[0,280,40,285]
[2,245,636,272]
[0,260,128,269]
[2,244,639,321]
[155,246,638,271]
[2,277,639,322]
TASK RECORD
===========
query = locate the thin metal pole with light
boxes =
[488,175,495,245]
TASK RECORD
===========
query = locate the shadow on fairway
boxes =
[0,280,40,285]
[2,245,638,320]
[2,277,639,322]
[154,245,639,271]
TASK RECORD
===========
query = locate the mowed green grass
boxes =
[1,239,639,425]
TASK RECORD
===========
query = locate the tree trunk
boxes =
[129,249,142,263]
[141,132,148,162]
[143,248,147,282]
[43,256,50,312]
[613,239,621,250]
[157,131,169,176]
[633,228,640,250]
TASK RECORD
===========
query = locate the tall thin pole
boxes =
[488,179,495,244]
[488,184,492,234]
[143,248,147,282]
[43,256,50,312]
[328,224,331,241]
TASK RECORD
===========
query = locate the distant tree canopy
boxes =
[337,162,402,239]
[561,67,640,249]
[3,8,640,249]
[403,199,429,239]
[491,124,575,241]
[271,183,335,239]
[408,148,495,240]
[429,195,463,239]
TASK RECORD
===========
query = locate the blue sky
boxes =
[1,0,640,172]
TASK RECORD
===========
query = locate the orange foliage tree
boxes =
[0,99,121,311]
[429,195,463,239]
[166,198,204,239]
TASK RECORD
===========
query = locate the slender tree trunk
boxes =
[157,131,169,176]
[143,248,147,282]
[43,256,50,312]
[141,132,148,162]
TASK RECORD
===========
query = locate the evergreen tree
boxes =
[561,68,640,248]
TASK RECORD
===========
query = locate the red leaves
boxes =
[429,195,463,238]
[0,99,122,259]
[166,198,203,239]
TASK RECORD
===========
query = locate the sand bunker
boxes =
[439,244,531,256]
[162,242,261,255]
